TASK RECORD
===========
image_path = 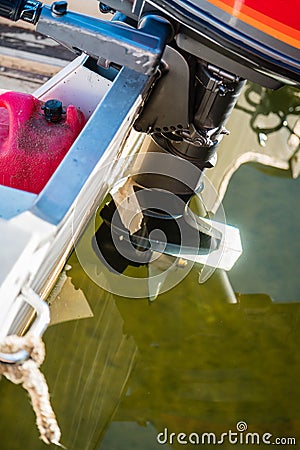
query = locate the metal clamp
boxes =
[0,288,50,364]
[37,5,174,75]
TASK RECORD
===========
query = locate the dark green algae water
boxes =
[0,85,300,450]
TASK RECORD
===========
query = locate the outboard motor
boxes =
[94,0,300,273]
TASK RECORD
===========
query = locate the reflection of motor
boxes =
[93,195,217,274]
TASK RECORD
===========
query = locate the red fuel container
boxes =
[0,91,85,194]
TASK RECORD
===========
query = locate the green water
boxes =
[224,164,300,301]
[0,85,300,449]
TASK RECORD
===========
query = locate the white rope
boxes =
[0,334,63,447]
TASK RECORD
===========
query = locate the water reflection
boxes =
[224,164,300,300]
[1,259,300,449]
[236,84,300,148]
